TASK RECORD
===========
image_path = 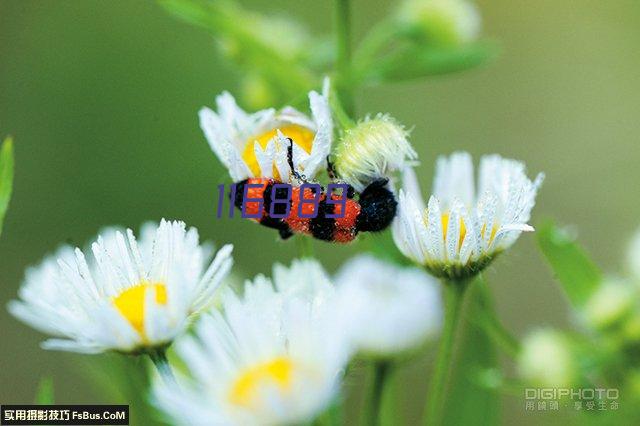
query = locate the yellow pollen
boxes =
[242,125,315,178]
[441,213,466,249]
[112,283,167,336]
[229,357,294,407]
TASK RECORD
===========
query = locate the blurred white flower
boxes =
[393,152,544,280]
[335,255,441,357]
[200,79,332,183]
[333,114,417,192]
[518,329,576,387]
[398,0,481,46]
[583,279,636,330]
[153,259,350,426]
[8,220,233,354]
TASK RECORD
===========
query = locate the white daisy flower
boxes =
[8,220,233,354]
[335,255,441,357]
[333,114,417,192]
[199,79,333,183]
[392,152,544,280]
[153,259,350,426]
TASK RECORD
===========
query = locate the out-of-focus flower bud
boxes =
[518,329,576,388]
[397,0,481,46]
[240,73,277,110]
[583,279,635,330]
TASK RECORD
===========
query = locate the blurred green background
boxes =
[1,0,639,424]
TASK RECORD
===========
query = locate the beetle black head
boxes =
[355,178,397,233]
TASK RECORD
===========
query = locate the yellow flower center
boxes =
[242,125,315,178]
[229,357,294,408]
[112,283,168,336]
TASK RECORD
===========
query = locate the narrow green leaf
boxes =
[158,0,314,98]
[366,41,499,83]
[0,136,15,237]
[34,377,54,404]
[537,221,601,307]
[442,281,499,426]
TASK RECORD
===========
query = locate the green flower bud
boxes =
[583,279,635,330]
[518,330,576,387]
[398,0,481,46]
[333,114,417,191]
[240,74,277,111]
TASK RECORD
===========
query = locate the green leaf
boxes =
[442,280,500,426]
[158,0,314,99]
[34,377,54,404]
[537,221,601,307]
[0,136,15,237]
[365,41,499,84]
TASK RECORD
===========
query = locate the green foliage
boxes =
[84,354,162,426]
[364,41,498,84]
[442,281,499,426]
[537,221,602,307]
[158,0,315,101]
[34,377,54,404]
[0,136,14,237]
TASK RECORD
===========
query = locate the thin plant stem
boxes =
[363,360,391,426]
[352,20,398,82]
[424,280,468,426]
[149,349,177,387]
[475,278,520,358]
[333,0,355,116]
[329,87,356,130]
[478,308,520,358]
[297,235,314,258]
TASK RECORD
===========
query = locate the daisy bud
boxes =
[518,329,577,388]
[334,255,442,357]
[333,114,417,191]
[583,279,635,330]
[240,73,277,111]
[398,0,481,46]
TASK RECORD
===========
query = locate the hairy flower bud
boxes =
[333,114,417,191]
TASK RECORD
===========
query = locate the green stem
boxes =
[329,87,356,130]
[149,349,177,386]
[425,281,468,426]
[352,20,398,82]
[333,0,355,116]
[297,235,314,258]
[475,278,520,358]
[364,360,391,426]
[478,308,520,358]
